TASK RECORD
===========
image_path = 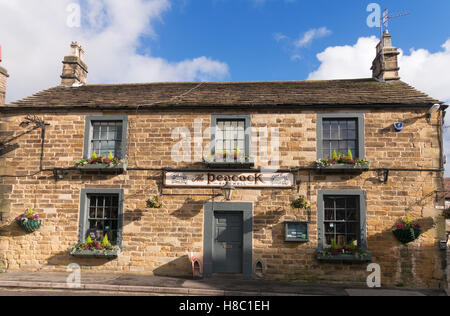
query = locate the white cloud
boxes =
[294,27,332,48]
[307,36,379,80]
[307,35,450,175]
[0,0,229,103]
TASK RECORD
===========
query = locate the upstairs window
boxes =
[83,116,128,159]
[317,113,365,160]
[210,115,251,162]
[216,119,246,156]
[322,119,358,159]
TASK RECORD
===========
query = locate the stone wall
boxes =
[0,66,8,106]
[0,108,446,288]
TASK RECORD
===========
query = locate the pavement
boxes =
[0,272,446,296]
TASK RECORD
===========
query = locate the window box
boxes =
[315,162,370,173]
[75,161,127,173]
[316,252,372,263]
[203,157,255,169]
[69,248,121,258]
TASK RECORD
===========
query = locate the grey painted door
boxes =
[212,212,243,274]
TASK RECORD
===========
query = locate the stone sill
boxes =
[316,163,370,173]
[75,162,127,173]
[316,253,372,263]
[69,249,121,258]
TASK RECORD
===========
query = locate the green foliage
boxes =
[332,150,338,159]
[331,238,339,250]
[347,148,353,160]
[102,234,111,248]
[147,195,163,208]
[86,236,93,245]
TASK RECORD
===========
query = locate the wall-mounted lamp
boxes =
[53,168,66,181]
[426,104,441,122]
[378,169,389,184]
[222,182,235,201]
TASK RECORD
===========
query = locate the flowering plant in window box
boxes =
[75,151,126,171]
[70,235,121,258]
[316,239,371,262]
[15,207,41,233]
[290,196,312,210]
[392,216,422,244]
[315,149,369,171]
[146,195,163,209]
[203,148,254,167]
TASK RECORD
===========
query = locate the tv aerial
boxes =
[380,9,410,39]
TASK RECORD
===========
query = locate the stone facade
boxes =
[0,108,447,288]
[0,65,8,106]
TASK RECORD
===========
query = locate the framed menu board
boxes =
[285,221,309,242]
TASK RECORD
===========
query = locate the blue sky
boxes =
[142,0,450,82]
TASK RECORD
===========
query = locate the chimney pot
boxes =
[61,42,88,87]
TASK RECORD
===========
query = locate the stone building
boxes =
[0,32,448,288]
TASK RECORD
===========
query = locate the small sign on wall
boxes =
[285,221,309,242]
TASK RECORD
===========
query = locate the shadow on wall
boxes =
[0,220,33,238]
[123,209,145,225]
[170,198,203,220]
[0,143,19,157]
[153,255,192,277]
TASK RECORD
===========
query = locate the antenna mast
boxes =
[380,9,410,39]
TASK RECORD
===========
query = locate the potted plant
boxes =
[146,195,163,209]
[70,235,121,258]
[315,149,369,172]
[290,196,312,210]
[15,207,41,233]
[392,215,422,244]
[316,239,372,262]
[75,151,126,172]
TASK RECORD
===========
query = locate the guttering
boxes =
[0,103,447,112]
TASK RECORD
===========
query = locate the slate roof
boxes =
[2,78,444,110]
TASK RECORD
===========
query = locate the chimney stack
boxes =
[0,45,9,105]
[60,42,88,86]
[371,31,400,81]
